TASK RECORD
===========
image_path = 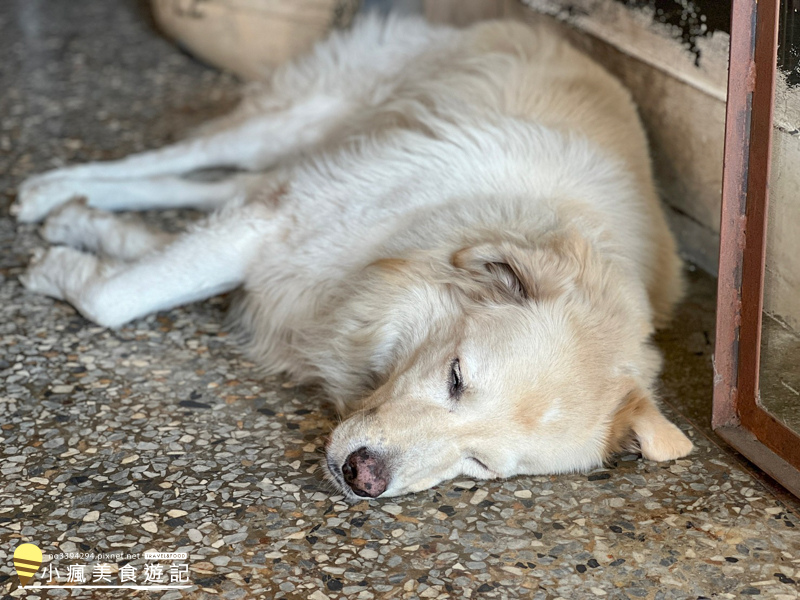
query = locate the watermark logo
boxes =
[10,545,193,591]
[13,543,42,587]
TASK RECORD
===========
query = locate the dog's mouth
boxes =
[468,456,489,471]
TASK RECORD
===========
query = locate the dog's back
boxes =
[230,17,683,388]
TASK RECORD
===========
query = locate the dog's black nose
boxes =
[341,447,389,498]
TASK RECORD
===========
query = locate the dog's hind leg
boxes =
[13,96,347,222]
[17,172,264,221]
[21,204,268,327]
[15,18,448,222]
[16,17,449,223]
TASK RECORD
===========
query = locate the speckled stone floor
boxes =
[1,3,799,600]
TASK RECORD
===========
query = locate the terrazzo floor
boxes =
[1,2,799,599]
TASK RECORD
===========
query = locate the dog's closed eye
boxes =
[449,358,464,400]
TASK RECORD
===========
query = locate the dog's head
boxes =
[324,233,692,499]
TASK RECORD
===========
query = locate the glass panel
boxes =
[759,0,800,432]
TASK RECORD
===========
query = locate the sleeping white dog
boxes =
[15,14,693,499]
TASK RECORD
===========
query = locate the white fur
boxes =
[17,14,692,499]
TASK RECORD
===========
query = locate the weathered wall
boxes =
[766,76,800,331]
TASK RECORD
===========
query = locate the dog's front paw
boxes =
[20,245,99,301]
[13,172,85,223]
[40,197,93,248]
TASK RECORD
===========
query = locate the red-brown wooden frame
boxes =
[714,0,800,498]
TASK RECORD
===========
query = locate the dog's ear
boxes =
[451,235,590,304]
[451,242,534,303]
[606,386,693,462]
